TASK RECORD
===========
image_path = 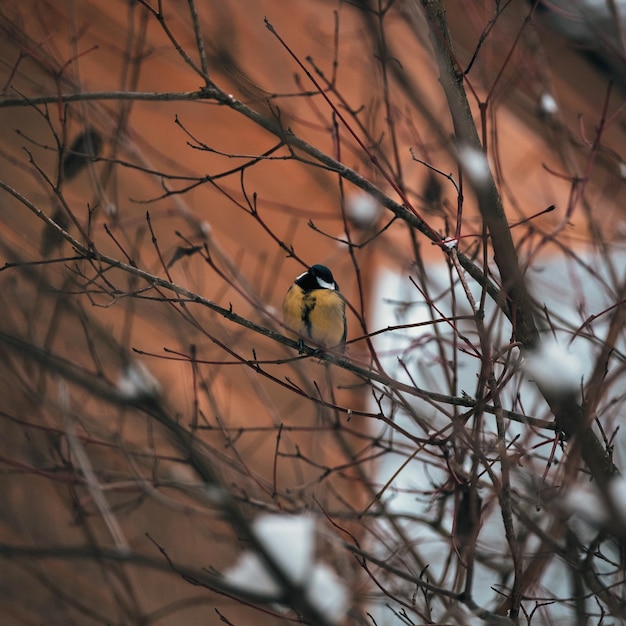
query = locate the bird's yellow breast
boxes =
[282,284,346,349]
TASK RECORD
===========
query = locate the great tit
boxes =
[282,264,347,351]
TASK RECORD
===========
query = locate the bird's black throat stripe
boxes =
[301,293,316,338]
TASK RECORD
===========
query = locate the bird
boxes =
[282,264,347,352]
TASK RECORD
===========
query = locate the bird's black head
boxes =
[295,264,339,292]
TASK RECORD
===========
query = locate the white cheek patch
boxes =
[316,278,336,290]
